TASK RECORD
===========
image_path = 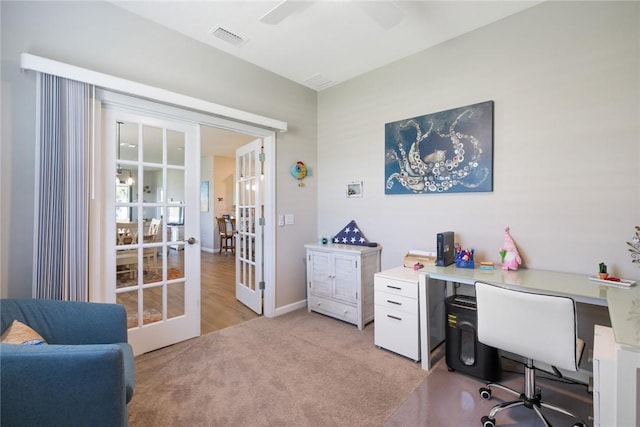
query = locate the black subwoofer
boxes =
[445,295,501,382]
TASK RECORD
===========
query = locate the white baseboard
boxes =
[273,300,307,317]
[201,247,215,253]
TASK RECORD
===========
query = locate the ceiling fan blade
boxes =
[259,0,310,25]
[354,1,404,30]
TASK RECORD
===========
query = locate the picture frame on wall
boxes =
[200,181,209,212]
[384,101,494,194]
[347,181,363,198]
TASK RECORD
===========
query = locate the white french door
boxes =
[235,139,264,314]
[103,107,200,355]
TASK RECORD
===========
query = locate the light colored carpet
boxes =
[129,309,427,427]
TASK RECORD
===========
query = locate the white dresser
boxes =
[168,225,184,250]
[305,243,381,330]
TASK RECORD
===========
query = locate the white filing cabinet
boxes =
[593,324,640,427]
[305,243,381,330]
[374,267,421,362]
[593,325,616,427]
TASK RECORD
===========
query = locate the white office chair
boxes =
[474,281,587,427]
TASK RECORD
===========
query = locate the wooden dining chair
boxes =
[142,218,162,272]
[216,217,235,255]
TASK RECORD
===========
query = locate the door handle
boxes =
[187,237,197,245]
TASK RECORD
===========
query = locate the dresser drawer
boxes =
[375,291,418,314]
[374,304,420,361]
[374,277,417,299]
[308,295,358,325]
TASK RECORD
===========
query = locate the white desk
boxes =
[417,265,640,425]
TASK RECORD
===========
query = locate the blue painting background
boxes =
[385,101,493,194]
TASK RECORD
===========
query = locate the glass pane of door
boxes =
[235,139,263,314]
[114,121,187,328]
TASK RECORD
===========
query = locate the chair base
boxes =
[218,237,235,255]
[478,360,587,427]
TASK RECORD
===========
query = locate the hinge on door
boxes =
[259,281,265,290]
[259,152,265,162]
[259,217,265,226]
[356,292,359,300]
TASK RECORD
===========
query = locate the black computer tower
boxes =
[445,295,501,381]
[436,231,455,266]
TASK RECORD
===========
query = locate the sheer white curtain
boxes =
[33,73,92,301]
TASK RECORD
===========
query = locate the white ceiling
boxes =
[112,0,542,91]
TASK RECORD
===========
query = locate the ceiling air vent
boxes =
[210,27,246,47]
[304,74,333,90]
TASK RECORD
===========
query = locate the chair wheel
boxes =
[479,387,492,400]
[481,415,496,427]
[448,367,455,372]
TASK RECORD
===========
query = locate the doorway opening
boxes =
[199,125,261,334]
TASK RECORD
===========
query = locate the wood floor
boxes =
[200,251,260,335]
[117,249,259,334]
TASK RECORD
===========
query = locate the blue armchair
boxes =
[1,298,135,427]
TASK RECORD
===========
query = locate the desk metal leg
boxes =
[419,274,447,371]
[419,273,431,371]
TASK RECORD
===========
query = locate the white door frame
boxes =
[89,90,277,319]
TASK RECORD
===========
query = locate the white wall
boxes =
[200,156,214,252]
[212,155,235,252]
[318,1,640,280]
[0,1,318,306]
[213,156,235,219]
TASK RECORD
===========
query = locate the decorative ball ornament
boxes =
[290,161,307,187]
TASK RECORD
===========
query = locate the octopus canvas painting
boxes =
[385,101,494,194]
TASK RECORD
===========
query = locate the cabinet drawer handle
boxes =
[386,285,401,290]
[387,300,401,306]
[387,314,402,321]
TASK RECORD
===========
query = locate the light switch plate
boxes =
[285,214,295,225]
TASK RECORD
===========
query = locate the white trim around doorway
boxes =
[91,91,279,319]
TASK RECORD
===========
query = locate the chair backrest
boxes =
[216,217,231,237]
[148,218,162,238]
[226,217,236,233]
[475,281,579,372]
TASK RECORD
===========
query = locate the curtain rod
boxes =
[20,53,288,132]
